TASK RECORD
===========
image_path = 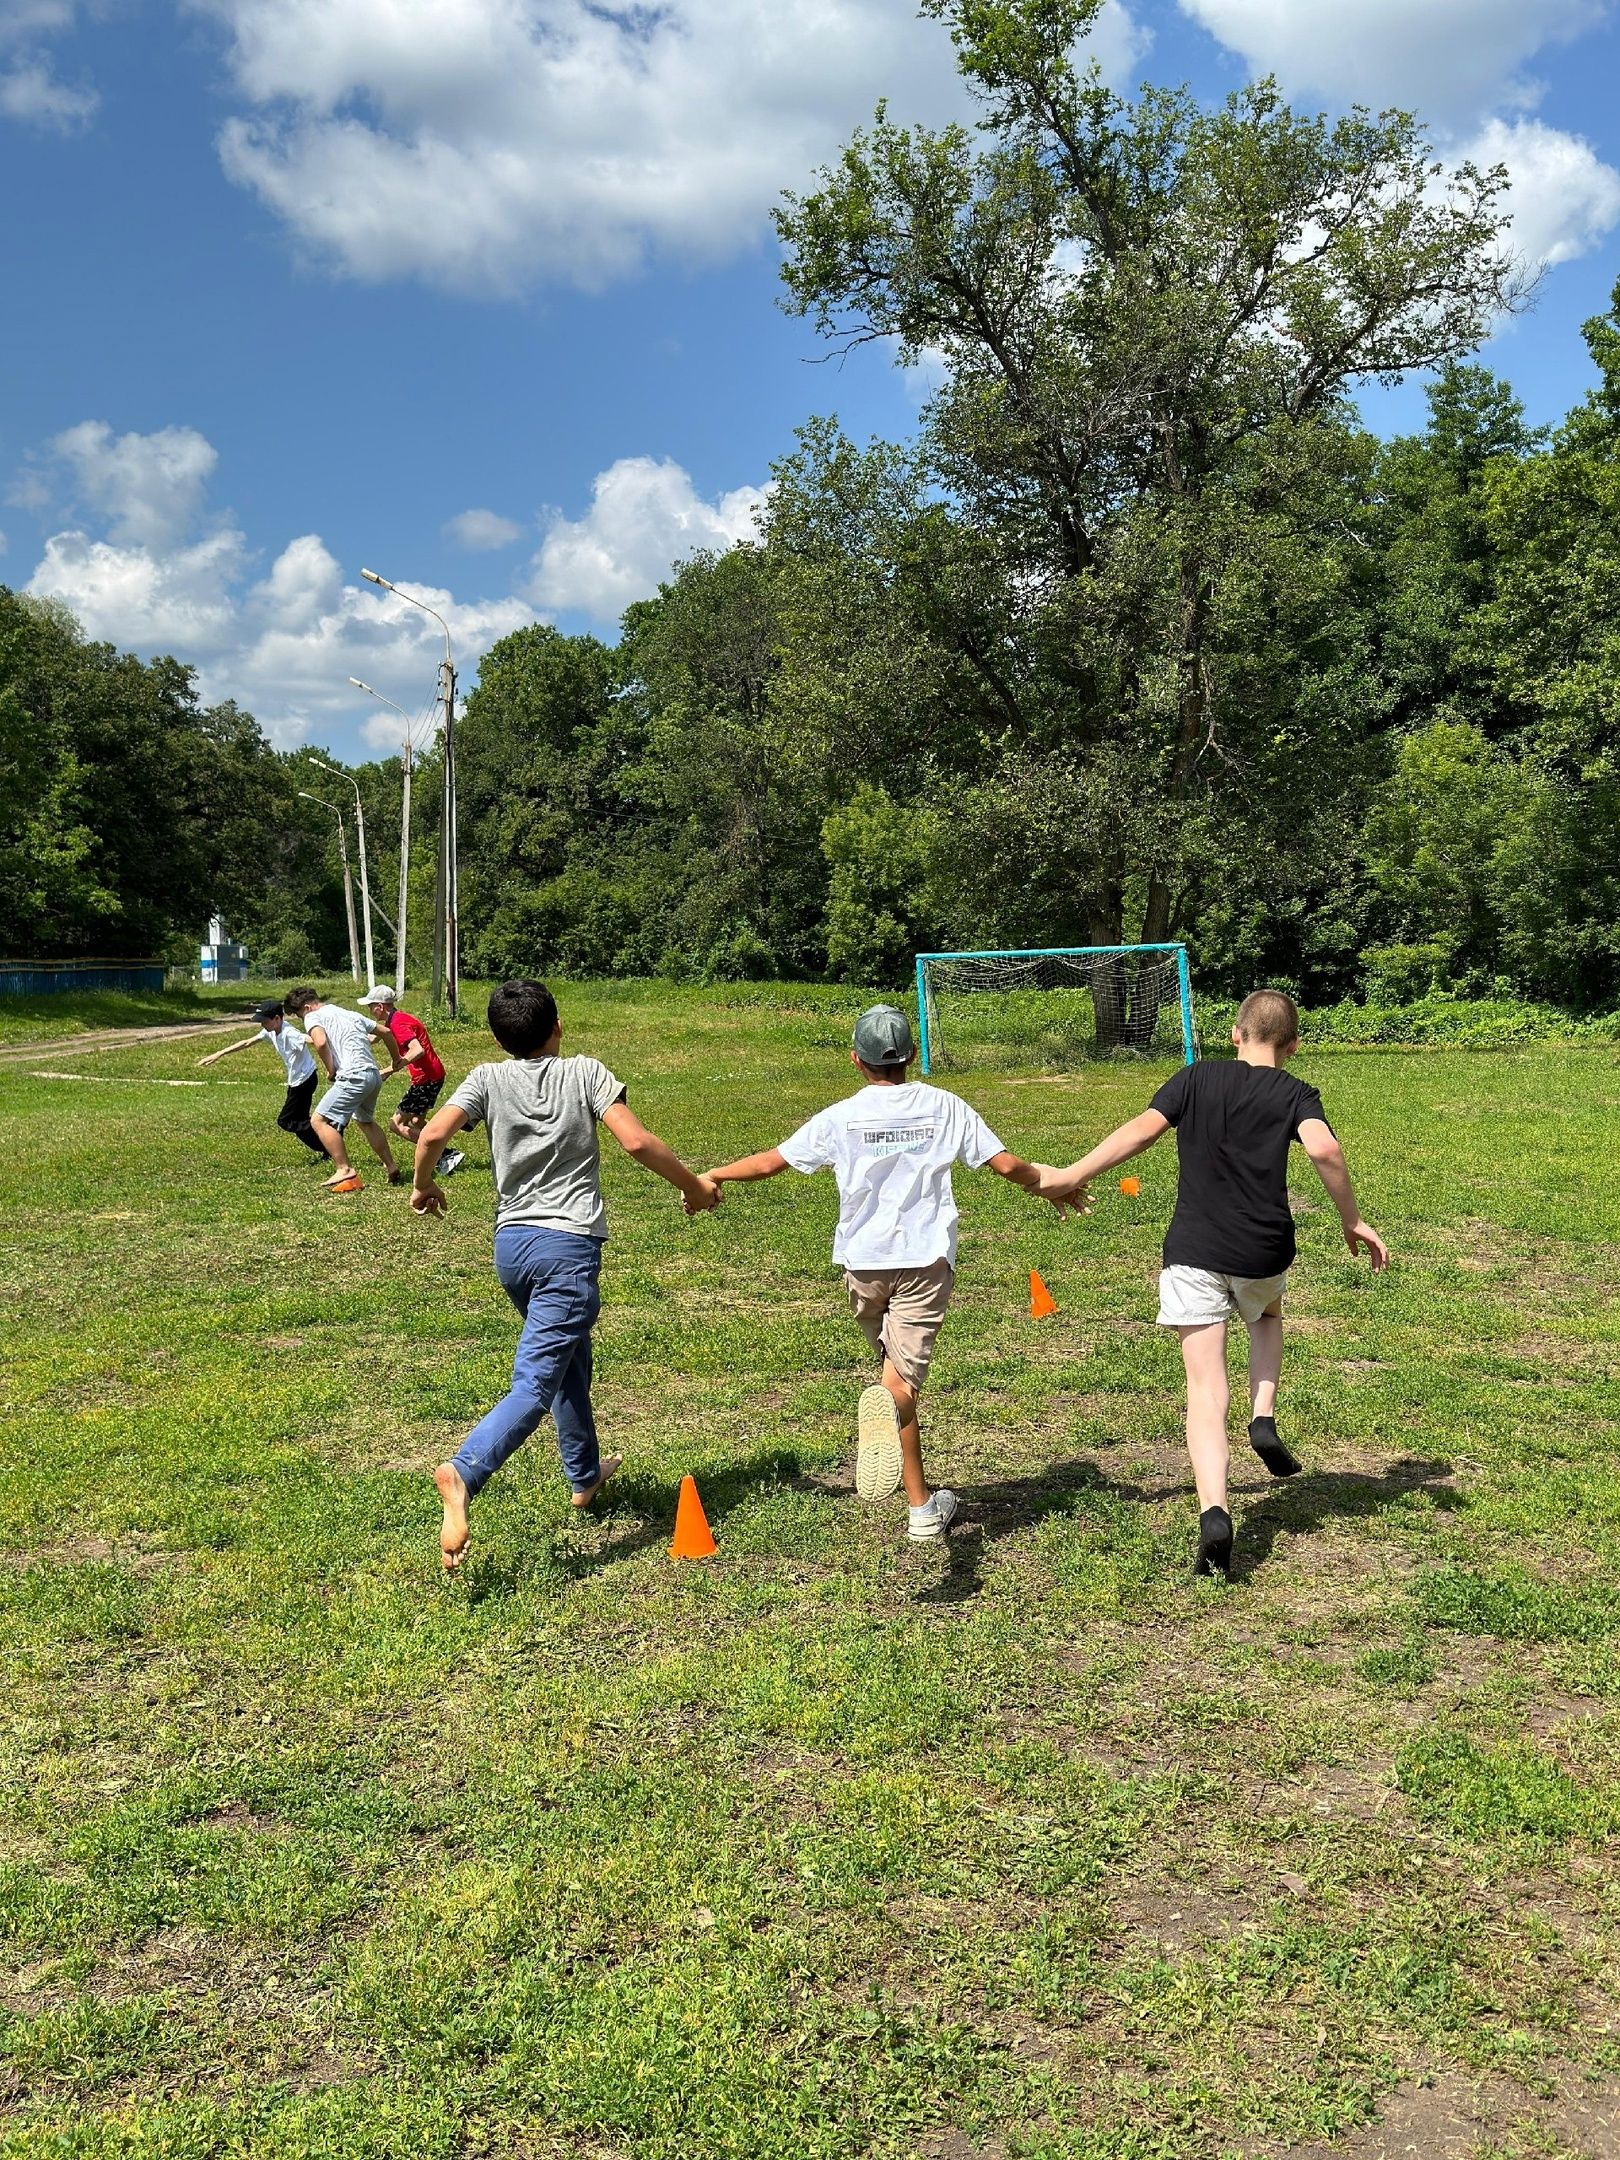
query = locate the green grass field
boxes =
[3,983,1618,2159]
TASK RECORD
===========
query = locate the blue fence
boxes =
[0,959,166,996]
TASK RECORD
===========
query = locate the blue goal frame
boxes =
[914,942,1196,1074]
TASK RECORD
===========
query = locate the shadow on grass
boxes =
[913,1451,1457,1603]
[456,1446,816,1601]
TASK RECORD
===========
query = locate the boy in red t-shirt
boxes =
[360,987,464,1175]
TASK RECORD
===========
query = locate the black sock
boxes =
[1195,1506,1233,1578]
[1249,1416,1301,1478]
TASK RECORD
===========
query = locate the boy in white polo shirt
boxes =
[706,1004,1053,1541]
[195,997,325,1159]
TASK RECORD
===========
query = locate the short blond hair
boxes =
[1235,988,1300,1047]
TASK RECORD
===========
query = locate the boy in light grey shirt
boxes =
[412,977,719,1573]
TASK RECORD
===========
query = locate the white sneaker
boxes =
[438,1148,466,1177]
[907,1489,959,1541]
[855,1384,904,1502]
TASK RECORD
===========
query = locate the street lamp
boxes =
[298,790,361,982]
[350,676,418,998]
[310,756,375,990]
[361,568,458,1016]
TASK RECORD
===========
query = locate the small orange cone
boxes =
[669,1474,718,1559]
[1119,1176,1141,1198]
[1029,1268,1058,1320]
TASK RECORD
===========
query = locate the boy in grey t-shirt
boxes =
[411,977,720,1573]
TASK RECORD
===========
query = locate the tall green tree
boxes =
[775,0,1521,1008]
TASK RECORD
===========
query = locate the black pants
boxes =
[278,1075,324,1155]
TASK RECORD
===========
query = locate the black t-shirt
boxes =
[1149,1059,1331,1278]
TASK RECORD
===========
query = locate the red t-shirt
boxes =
[387,1010,444,1086]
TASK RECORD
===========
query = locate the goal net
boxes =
[915,944,1195,1073]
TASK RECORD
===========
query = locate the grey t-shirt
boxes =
[449,1054,626,1239]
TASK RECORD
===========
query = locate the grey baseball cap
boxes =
[359,984,396,1008]
[853,1003,915,1067]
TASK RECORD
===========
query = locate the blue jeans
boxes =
[453,1227,603,1499]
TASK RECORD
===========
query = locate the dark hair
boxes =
[488,978,560,1057]
[1235,988,1300,1047]
[284,985,322,1013]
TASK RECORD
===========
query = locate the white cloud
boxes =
[45,421,220,547]
[1177,0,1607,127]
[20,421,765,747]
[0,1,97,129]
[28,527,247,653]
[1465,114,1620,268]
[192,0,1146,294]
[529,456,767,617]
[445,507,524,551]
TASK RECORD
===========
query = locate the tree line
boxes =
[5,0,1618,1009]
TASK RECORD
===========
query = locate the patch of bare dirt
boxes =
[1114,1884,1258,1952]
[1260,2071,1525,2158]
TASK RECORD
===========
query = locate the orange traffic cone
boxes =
[1119,1176,1141,1198]
[1029,1268,1058,1320]
[669,1474,718,1559]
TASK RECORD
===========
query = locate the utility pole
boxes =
[442,655,459,1018]
[360,570,456,1015]
[397,737,412,999]
[312,758,375,987]
[348,678,417,999]
[299,791,360,981]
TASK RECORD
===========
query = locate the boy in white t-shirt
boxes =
[196,998,326,1159]
[706,1004,1053,1541]
[283,985,406,1192]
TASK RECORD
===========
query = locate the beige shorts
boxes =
[843,1258,954,1392]
[1157,1265,1288,1328]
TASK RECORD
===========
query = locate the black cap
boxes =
[253,999,283,1022]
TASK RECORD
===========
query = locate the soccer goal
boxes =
[914,944,1196,1073]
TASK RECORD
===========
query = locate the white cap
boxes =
[359,984,395,1007]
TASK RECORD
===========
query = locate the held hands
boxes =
[1037,1164,1092,1218]
[411,1184,448,1218]
[683,1173,723,1217]
[1345,1218,1390,1270]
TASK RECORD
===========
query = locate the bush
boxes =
[1196,990,1620,1050]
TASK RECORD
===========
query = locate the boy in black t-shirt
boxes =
[1042,989,1388,1578]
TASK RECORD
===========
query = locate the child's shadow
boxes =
[914,1450,1457,1604]
[1225,1456,1458,1582]
[456,1446,814,1600]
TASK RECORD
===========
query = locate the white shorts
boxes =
[1157,1266,1288,1328]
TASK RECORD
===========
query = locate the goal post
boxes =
[914,943,1196,1074]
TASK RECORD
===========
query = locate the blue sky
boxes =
[2,0,1618,763]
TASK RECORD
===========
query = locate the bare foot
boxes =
[320,1166,354,1186]
[571,1453,623,1509]
[433,1463,471,1570]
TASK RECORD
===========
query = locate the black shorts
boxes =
[397,1078,443,1121]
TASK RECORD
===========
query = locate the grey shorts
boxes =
[317,1067,383,1130]
[1157,1266,1289,1328]
[843,1259,954,1392]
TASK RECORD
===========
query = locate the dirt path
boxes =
[0,1018,247,1064]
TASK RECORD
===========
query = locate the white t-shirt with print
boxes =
[305,1002,379,1078]
[779,1081,1005,1270]
[261,1022,316,1086]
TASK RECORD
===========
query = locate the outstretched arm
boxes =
[601,1100,719,1214]
[1298,1119,1388,1268]
[410,1103,471,1214]
[707,1147,790,1185]
[984,1148,1070,1198]
[196,1032,260,1067]
[1041,1108,1170,1206]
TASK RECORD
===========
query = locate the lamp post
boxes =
[350,677,417,998]
[299,790,361,982]
[361,569,457,1015]
[310,756,375,990]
